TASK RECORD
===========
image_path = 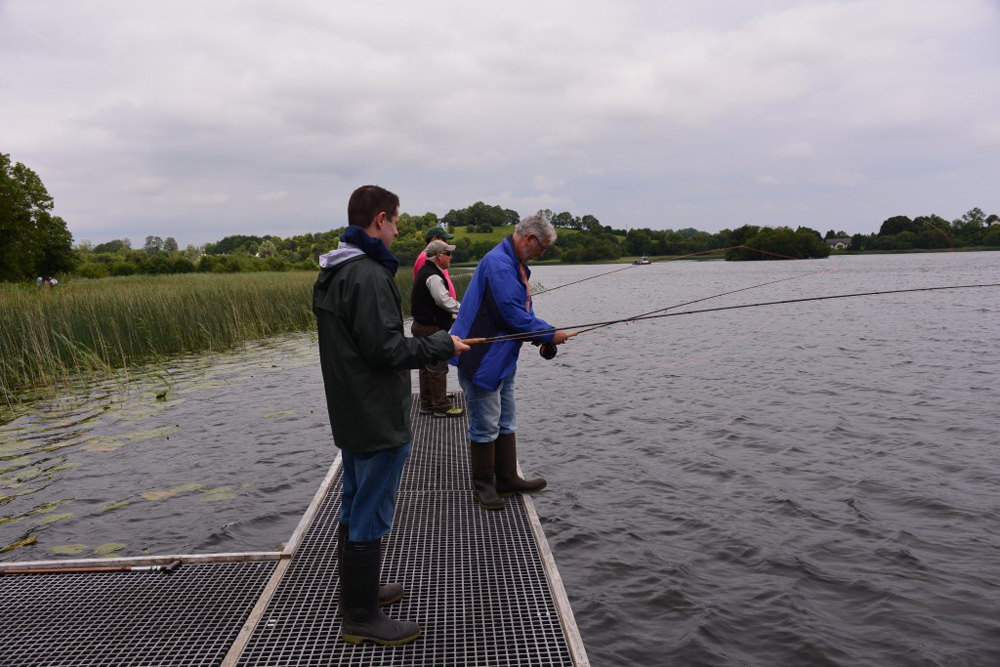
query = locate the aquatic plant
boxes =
[0,269,471,404]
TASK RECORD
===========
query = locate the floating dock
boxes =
[0,394,589,666]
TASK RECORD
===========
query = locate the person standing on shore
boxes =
[314,185,469,646]
[410,239,463,418]
[449,214,575,509]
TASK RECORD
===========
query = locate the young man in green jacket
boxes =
[313,185,469,646]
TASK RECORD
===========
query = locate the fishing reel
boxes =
[532,341,558,360]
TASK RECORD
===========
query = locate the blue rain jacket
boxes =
[450,236,556,390]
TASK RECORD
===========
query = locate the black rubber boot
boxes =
[470,441,505,509]
[340,540,421,646]
[495,432,547,497]
[337,524,403,610]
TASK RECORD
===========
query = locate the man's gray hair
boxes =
[515,214,557,244]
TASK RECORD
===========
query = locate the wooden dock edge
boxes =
[220,452,344,667]
[520,463,592,667]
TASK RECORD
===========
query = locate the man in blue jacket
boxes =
[314,185,469,645]
[450,214,574,509]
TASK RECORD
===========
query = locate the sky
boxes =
[2,0,998,246]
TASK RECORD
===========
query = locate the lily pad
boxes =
[39,512,75,525]
[93,542,126,555]
[13,467,42,483]
[82,439,125,452]
[1,534,38,553]
[141,483,203,501]
[27,501,72,515]
[51,544,89,555]
[98,501,130,512]
[0,443,27,456]
[0,456,32,473]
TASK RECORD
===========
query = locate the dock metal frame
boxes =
[0,394,589,666]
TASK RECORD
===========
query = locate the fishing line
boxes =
[461,283,1000,346]
[531,245,807,298]
[573,267,832,337]
[519,244,833,356]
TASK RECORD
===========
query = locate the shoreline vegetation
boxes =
[4,243,1000,406]
[0,270,471,407]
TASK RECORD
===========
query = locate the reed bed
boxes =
[1,269,472,403]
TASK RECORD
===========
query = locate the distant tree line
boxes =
[73,232,335,279]
[3,153,998,283]
[845,209,1000,251]
[55,204,1000,282]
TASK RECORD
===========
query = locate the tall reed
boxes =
[1,268,472,403]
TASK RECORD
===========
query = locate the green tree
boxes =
[36,213,76,276]
[94,239,129,253]
[208,235,263,255]
[163,237,179,253]
[982,226,1000,246]
[144,235,164,254]
[878,215,919,236]
[551,211,577,229]
[257,239,278,258]
[961,207,986,228]
[0,153,68,281]
[625,229,652,256]
[726,226,830,260]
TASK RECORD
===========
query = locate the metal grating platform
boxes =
[0,393,587,667]
[0,561,276,667]
[235,394,584,666]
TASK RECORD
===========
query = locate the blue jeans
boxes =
[458,368,517,443]
[340,441,411,542]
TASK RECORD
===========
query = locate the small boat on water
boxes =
[633,256,650,265]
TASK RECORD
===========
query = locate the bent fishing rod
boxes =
[461,282,1000,346]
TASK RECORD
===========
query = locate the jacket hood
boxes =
[319,241,365,269]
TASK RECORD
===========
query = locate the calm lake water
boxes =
[2,251,999,665]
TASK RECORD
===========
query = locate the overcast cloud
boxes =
[2,0,998,245]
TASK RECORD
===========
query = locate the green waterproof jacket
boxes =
[313,250,453,453]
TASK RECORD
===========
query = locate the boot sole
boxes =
[474,494,505,510]
[497,483,547,498]
[342,628,421,646]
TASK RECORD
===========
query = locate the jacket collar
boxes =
[503,235,530,279]
[339,225,399,275]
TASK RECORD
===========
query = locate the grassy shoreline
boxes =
[1,269,471,404]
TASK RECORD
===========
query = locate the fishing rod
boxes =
[461,283,1000,346]
[0,560,182,576]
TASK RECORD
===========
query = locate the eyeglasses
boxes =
[441,251,452,256]
[530,236,547,256]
